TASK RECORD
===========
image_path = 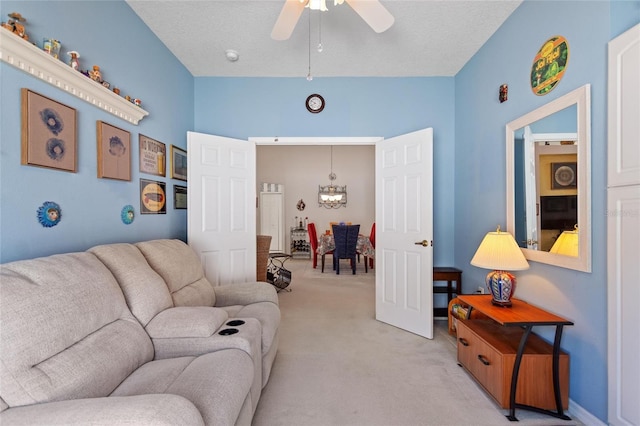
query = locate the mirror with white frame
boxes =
[506,84,591,272]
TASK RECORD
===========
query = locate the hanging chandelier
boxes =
[318,146,347,209]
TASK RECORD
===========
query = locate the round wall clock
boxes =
[306,94,325,113]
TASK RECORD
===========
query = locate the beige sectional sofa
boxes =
[0,239,280,425]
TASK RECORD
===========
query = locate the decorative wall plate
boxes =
[530,35,569,96]
[37,201,61,227]
[121,205,135,224]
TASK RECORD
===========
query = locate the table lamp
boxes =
[550,225,579,257]
[470,226,530,307]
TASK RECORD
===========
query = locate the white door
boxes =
[260,191,285,252]
[608,185,640,426]
[187,131,256,286]
[608,23,640,426]
[523,126,539,250]
[375,128,434,339]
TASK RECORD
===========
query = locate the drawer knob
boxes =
[477,354,491,366]
[458,337,469,347]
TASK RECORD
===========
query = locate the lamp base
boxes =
[490,299,513,307]
[485,270,516,307]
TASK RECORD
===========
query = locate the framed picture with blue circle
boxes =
[21,89,77,172]
[97,121,131,181]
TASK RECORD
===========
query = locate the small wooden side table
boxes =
[433,267,462,317]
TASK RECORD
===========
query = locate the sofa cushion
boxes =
[111,350,254,426]
[89,243,174,326]
[146,307,228,338]
[214,281,279,307]
[136,239,216,307]
[0,394,205,425]
[0,253,153,408]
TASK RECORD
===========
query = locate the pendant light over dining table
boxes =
[318,146,347,209]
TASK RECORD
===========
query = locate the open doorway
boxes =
[256,144,375,253]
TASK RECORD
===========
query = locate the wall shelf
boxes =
[0,31,149,125]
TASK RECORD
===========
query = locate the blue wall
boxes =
[455,1,639,422]
[194,77,457,267]
[0,1,194,263]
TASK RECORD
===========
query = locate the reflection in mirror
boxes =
[506,84,591,272]
[513,104,577,253]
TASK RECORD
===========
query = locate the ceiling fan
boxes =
[271,0,394,41]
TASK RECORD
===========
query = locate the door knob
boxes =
[414,240,430,247]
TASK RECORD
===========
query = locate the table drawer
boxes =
[457,320,505,402]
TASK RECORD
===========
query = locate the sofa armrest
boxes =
[145,307,228,338]
[0,394,204,425]
[214,282,279,307]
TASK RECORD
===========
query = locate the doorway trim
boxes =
[250,136,383,145]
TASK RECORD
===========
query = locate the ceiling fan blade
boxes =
[271,0,306,40]
[345,0,394,33]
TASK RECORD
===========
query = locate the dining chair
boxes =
[307,223,320,269]
[332,224,360,275]
[366,222,375,270]
[320,233,335,273]
[329,222,351,233]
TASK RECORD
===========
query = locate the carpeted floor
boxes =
[252,258,581,426]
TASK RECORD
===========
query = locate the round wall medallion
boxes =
[306,94,325,113]
[121,205,135,224]
[530,35,569,96]
[37,201,61,228]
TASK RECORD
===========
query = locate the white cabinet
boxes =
[259,191,284,253]
[607,23,640,426]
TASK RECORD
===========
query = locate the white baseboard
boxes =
[569,399,607,426]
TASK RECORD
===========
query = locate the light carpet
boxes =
[252,258,581,426]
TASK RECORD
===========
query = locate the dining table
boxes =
[316,233,375,259]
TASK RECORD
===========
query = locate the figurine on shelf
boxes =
[89,65,102,82]
[43,39,61,59]
[112,87,120,95]
[67,51,80,71]
[1,12,29,40]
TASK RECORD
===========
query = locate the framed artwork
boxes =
[174,185,187,209]
[97,121,131,180]
[140,178,166,214]
[139,134,166,177]
[21,88,77,172]
[551,162,577,189]
[171,145,187,181]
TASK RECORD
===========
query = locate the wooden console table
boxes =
[457,294,573,421]
[433,267,462,317]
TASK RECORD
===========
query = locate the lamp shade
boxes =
[550,228,579,257]
[470,228,530,271]
[471,227,529,307]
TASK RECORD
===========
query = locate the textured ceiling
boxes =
[126,0,522,78]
